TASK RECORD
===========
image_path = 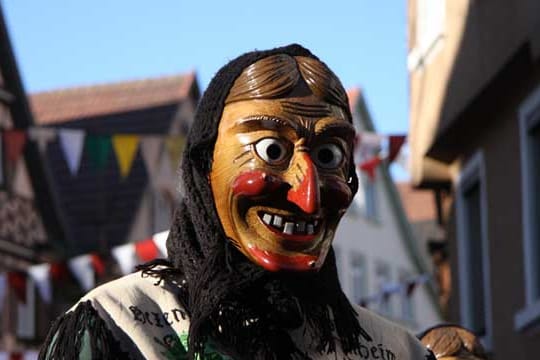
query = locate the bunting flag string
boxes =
[0,230,170,307]
[358,273,430,308]
[355,132,407,181]
[0,126,406,196]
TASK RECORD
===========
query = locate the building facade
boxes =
[408,0,540,357]
[335,89,441,333]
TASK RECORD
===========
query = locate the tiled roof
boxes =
[347,87,361,111]
[396,182,437,222]
[30,72,196,124]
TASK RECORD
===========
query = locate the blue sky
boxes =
[2,0,409,178]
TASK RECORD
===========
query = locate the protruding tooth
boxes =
[273,215,283,228]
[262,213,273,225]
[283,222,294,235]
[307,224,315,235]
[296,221,306,233]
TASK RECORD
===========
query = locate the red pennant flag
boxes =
[388,135,406,163]
[359,156,383,180]
[50,262,69,282]
[7,272,26,304]
[3,130,27,166]
[10,352,23,360]
[135,238,159,262]
[91,253,106,277]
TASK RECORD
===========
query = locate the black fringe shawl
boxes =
[38,300,131,360]
[146,44,372,360]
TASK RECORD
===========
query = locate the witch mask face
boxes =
[210,55,355,272]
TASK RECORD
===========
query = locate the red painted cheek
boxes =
[232,170,282,197]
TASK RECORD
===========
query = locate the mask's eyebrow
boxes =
[315,121,356,143]
[233,115,299,133]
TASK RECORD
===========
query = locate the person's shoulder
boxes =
[352,304,434,359]
[73,268,186,314]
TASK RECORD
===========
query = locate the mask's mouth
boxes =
[257,210,322,243]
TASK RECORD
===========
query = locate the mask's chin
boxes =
[231,203,335,272]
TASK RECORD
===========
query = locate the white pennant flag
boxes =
[112,243,137,275]
[27,263,52,304]
[59,129,85,175]
[68,254,95,291]
[28,127,57,155]
[0,273,6,314]
[153,230,169,257]
[141,136,163,186]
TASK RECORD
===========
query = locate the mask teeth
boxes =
[283,222,295,235]
[260,212,319,235]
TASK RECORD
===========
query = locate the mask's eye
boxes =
[312,143,344,169]
[254,138,289,165]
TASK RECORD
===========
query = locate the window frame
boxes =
[515,83,540,331]
[456,150,493,349]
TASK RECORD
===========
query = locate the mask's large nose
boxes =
[286,152,320,214]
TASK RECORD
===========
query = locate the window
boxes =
[408,0,446,70]
[516,84,540,331]
[351,253,368,305]
[375,261,392,316]
[456,151,492,347]
[399,270,415,323]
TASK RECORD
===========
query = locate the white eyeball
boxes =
[254,138,289,164]
[312,143,344,169]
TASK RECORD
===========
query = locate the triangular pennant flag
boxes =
[112,135,140,179]
[59,129,85,175]
[27,263,52,303]
[135,238,159,262]
[9,352,23,360]
[3,130,27,167]
[50,262,69,282]
[90,253,106,277]
[28,127,56,155]
[0,273,6,313]
[153,230,169,257]
[112,243,137,275]
[86,135,112,170]
[7,272,26,304]
[140,136,163,184]
[387,135,406,163]
[359,156,383,180]
[12,159,34,199]
[165,135,185,171]
[68,254,95,291]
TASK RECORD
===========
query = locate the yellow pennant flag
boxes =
[112,135,140,179]
[165,135,185,171]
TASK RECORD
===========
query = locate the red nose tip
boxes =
[287,153,320,214]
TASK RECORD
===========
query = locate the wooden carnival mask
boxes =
[210,55,355,272]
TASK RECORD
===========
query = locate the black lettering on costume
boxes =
[371,346,380,358]
[378,344,386,360]
[163,312,174,325]
[144,312,154,325]
[172,308,187,321]
[385,350,396,360]
[152,312,164,327]
[359,345,369,358]
[129,306,145,324]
